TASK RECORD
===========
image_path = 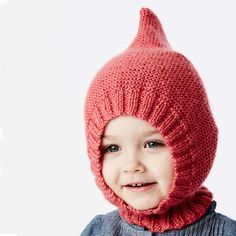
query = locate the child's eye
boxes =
[145,140,164,149]
[103,144,120,153]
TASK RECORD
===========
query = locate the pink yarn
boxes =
[84,8,218,232]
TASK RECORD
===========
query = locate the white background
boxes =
[0,0,236,235]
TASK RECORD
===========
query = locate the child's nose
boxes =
[122,150,146,173]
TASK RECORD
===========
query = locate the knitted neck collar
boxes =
[119,186,212,232]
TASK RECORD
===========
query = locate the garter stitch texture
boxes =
[84,8,218,232]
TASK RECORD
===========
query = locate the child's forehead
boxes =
[104,115,157,130]
[102,115,163,139]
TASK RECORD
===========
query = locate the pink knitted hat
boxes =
[84,8,218,232]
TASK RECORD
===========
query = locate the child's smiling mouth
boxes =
[122,182,157,192]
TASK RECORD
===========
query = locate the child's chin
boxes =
[128,200,160,211]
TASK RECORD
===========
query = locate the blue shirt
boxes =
[81,201,236,235]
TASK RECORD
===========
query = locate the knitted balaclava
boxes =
[84,8,218,232]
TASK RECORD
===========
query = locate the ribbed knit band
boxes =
[84,8,218,232]
[120,186,212,232]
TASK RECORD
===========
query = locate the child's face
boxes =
[101,116,174,211]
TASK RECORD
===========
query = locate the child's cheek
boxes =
[102,156,121,186]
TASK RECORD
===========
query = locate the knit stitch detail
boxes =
[120,186,212,232]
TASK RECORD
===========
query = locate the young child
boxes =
[82,7,236,235]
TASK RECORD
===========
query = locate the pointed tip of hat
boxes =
[127,7,172,50]
[140,7,156,18]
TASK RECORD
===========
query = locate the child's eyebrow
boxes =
[102,130,160,140]
[143,130,160,136]
[102,134,116,140]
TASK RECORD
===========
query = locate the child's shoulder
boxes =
[214,212,236,235]
[216,212,236,223]
[81,210,121,236]
[190,201,236,235]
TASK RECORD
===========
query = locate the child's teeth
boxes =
[130,183,144,187]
